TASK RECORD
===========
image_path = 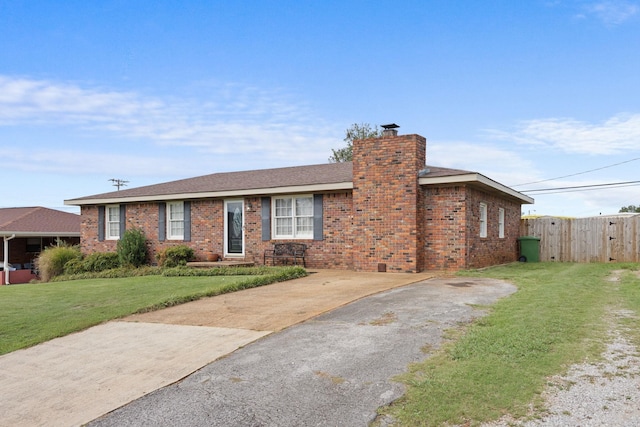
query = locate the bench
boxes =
[263,243,307,267]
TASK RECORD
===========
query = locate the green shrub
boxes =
[63,257,85,275]
[117,228,148,267]
[85,252,121,272]
[157,245,195,268]
[53,265,163,282]
[63,252,121,275]
[162,265,294,277]
[36,243,82,282]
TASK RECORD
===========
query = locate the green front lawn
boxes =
[0,266,306,355]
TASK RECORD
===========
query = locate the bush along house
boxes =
[65,126,533,272]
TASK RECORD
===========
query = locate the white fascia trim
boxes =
[65,182,354,206]
[419,173,534,204]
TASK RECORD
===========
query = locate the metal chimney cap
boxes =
[381,123,399,129]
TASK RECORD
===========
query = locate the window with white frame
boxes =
[479,202,488,238]
[167,201,185,240]
[498,208,505,238]
[106,205,120,240]
[273,196,313,239]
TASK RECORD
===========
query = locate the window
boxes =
[167,201,185,240]
[498,208,505,238]
[26,238,42,253]
[479,203,487,238]
[273,196,313,239]
[106,205,120,240]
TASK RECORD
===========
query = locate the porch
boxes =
[0,267,38,285]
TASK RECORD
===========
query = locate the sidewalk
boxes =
[0,270,433,427]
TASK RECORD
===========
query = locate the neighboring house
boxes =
[65,129,533,272]
[0,207,81,284]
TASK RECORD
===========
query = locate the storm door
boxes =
[224,200,244,256]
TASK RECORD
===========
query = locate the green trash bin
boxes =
[518,236,540,262]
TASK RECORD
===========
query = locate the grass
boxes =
[0,266,306,355]
[617,266,640,347]
[4,261,639,426]
[384,262,640,426]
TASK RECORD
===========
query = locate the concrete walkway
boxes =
[0,270,434,427]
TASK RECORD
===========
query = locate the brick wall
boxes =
[188,200,225,260]
[80,193,355,269]
[352,134,426,272]
[80,205,115,254]
[465,188,521,268]
[421,185,522,270]
[422,186,468,271]
[246,193,354,269]
[80,202,226,264]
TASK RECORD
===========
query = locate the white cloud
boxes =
[0,74,349,185]
[0,75,339,159]
[428,140,538,186]
[582,1,639,25]
[0,76,158,123]
[0,148,190,176]
[487,113,640,155]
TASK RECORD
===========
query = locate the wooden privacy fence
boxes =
[520,215,640,263]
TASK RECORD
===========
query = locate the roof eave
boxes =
[0,232,81,237]
[65,182,354,206]
[419,173,534,204]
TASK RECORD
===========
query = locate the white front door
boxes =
[224,200,244,256]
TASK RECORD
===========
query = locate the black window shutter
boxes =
[119,205,126,238]
[313,194,323,241]
[183,201,191,242]
[158,203,166,242]
[261,197,271,241]
[98,206,105,242]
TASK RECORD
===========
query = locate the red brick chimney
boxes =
[351,125,426,272]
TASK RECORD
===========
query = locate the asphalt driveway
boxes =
[89,276,516,427]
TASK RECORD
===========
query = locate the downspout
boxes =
[3,234,16,285]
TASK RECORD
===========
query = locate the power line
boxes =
[522,180,640,195]
[511,157,640,187]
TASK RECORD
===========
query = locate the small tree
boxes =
[117,228,148,267]
[619,205,640,213]
[329,123,382,163]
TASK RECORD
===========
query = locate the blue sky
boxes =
[1,0,639,217]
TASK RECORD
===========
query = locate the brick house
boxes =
[65,129,533,272]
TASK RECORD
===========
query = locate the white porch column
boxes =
[3,234,15,285]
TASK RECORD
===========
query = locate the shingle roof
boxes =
[66,162,358,204]
[65,162,482,205]
[419,165,477,178]
[0,207,81,236]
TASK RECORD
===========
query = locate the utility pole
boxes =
[109,178,129,191]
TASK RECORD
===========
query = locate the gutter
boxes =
[64,182,354,206]
[418,173,535,204]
